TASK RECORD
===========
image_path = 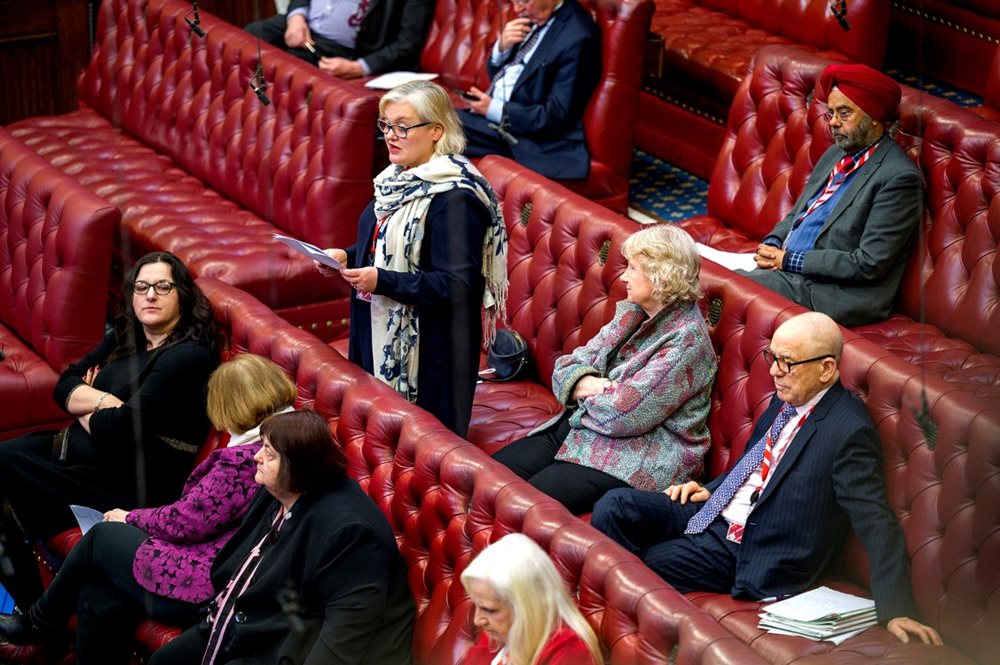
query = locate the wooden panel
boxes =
[0,38,60,123]
[0,0,58,38]
[0,0,91,124]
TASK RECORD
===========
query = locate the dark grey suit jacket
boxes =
[740,138,923,326]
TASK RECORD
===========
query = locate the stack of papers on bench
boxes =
[758,586,877,644]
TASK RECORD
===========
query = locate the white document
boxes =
[273,234,343,270]
[695,242,758,273]
[763,586,875,622]
[365,72,439,89]
[70,505,104,535]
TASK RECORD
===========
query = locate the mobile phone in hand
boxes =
[453,88,480,101]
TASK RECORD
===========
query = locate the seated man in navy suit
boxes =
[592,312,943,645]
[458,0,601,180]
[245,0,434,79]
[738,64,923,326]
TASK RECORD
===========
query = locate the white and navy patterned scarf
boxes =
[370,153,508,402]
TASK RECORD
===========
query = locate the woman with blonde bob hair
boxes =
[493,224,717,514]
[461,533,602,665]
[317,80,508,438]
[0,354,296,664]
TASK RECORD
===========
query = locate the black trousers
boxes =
[459,110,515,160]
[592,488,739,594]
[33,522,196,665]
[492,412,629,515]
[244,15,355,65]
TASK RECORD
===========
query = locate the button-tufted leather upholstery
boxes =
[417,0,654,213]
[123,276,769,665]
[464,156,638,452]
[0,128,119,440]
[7,0,380,342]
[678,45,1000,399]
[694,259,995,665]
[677,45,835,251]
[649,0,888,118]
[890,0,1000,97]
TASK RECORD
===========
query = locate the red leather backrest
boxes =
[698,262,1000,664]
[77,0,378,249]
[419,0,653,182]
[580,0,654,178]
[478,156,633,385]
[202,275,768,665]
[0,128,120,371]
[893,91,1000,356]
[692,0,889,66]
[708,45,833,241]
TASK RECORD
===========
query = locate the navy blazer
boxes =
[487,0,601,180]
[714,382,917,622]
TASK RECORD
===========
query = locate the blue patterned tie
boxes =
[685,402,797,535]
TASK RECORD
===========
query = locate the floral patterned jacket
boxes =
[126,440,261,604]
[552,300,716,491]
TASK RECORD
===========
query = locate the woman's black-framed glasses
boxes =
[376,119,433,139]
[133,280,177,296]
[762,349,834,373]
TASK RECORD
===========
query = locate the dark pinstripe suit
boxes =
[592,382,918,623]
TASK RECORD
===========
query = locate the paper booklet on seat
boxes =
[273,234,343,270]
[365,72,438,89]
[695,243,757,273]
[758,586,877,643]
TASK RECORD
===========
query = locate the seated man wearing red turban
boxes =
[739,64,922,326]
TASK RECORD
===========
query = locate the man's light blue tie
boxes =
[684,402,797,535]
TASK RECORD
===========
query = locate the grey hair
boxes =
[379,80,466,156]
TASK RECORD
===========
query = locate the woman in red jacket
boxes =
[461,533,602,665]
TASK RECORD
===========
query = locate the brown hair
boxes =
[206,354,298,434]
[259,410,347,494]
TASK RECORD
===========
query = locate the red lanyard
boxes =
[370,216,387,258]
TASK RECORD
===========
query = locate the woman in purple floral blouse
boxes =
[0,354,298,664]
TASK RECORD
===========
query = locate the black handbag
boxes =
[483,329,531,382]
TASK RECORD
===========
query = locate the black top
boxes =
[346,188,490,437]
[199,480,414,665]
[0,331,216,538]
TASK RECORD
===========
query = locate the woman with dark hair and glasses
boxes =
[0,251,219,609]
[315,80,508,438]
[149,410,415,665]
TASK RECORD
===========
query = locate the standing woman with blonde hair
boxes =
[461,533,602,665]
[317,80,508,437]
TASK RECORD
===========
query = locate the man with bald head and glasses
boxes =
[738,63,923,326]
[593,312,943,647]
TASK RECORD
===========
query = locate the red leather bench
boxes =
[676,45,1000,399]
[889,0,1000,98]
[416,0,653,213]
[388,155,991,663]
[134,276,767,665]
[0,128,120,441]
[689,261,994,665]
[5,0,379,342]
[637,0,889,178]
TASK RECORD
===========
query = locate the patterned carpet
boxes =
[627,70,985,222]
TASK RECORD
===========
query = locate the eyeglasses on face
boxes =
[762,349,834,374]
[376,119,433,139]
[132,280,177,296]
[823,107,857,123]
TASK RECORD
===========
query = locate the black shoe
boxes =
[0,613,44,647]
